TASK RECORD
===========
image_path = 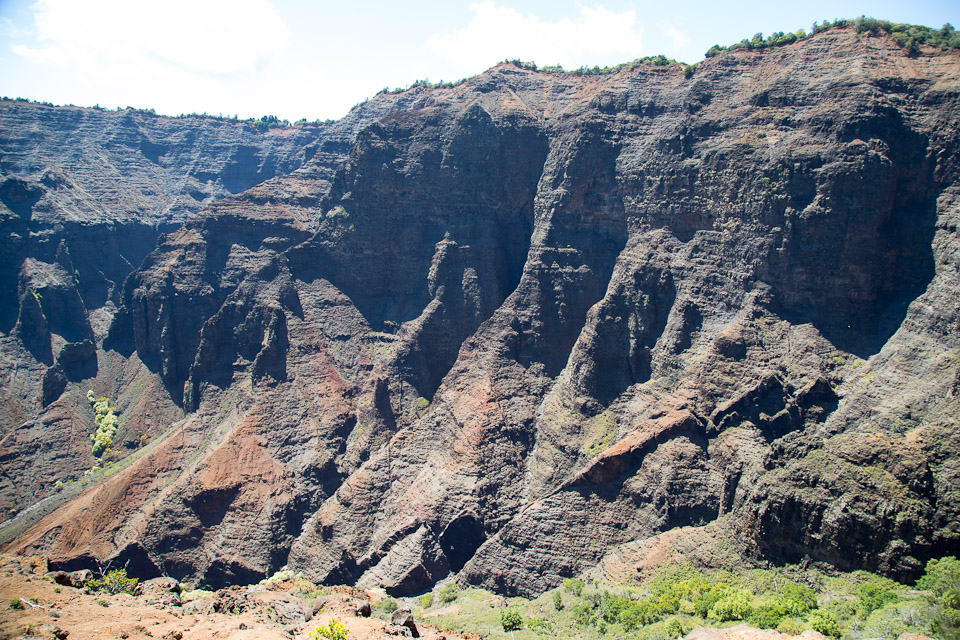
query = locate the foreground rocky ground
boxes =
[0,555,460,640]
[1,553,947,640]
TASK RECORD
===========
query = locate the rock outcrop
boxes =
[1,26,960,597]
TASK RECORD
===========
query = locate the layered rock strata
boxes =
[1,27,959,597]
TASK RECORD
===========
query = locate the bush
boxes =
[181,589,215,603]
[87,392,119,459]
[419,593,434,609]
[414,396,430,418]
[809,610,841,638]
[858,579,900,616]
[573,603,595,625]
[378,597,399,614]
[776,618,804,635]
[563,578,584,596]
[708,589,753,622]
[8,598,23,610]
[527,617,552,633]
[438,582,459,603]
[501,609,523,631]
[85,568,138,595]
[310,619,348,640]
[750,601,788,629]
[862,603,918,639]
[780,582,818,613]
[918,556,960,607]
[553,590,564,611]
[665,618,688,638]
[918,557,960,640]
[693,583,731,617]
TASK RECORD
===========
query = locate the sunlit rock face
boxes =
[2,27,960,596]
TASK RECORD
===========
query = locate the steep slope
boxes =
[3,26,960,597]
[0,94,416,518]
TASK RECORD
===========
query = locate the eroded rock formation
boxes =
[1,26,959,597]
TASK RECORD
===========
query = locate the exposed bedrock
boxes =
[2,27,960,595]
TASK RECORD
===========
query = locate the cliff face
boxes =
[2,27,960,596]
[0,94,415,515]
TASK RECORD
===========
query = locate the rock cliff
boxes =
[1,26,959,597]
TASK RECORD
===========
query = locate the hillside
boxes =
[0,24,959,600]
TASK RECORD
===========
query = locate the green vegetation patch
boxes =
[705,18,960,59]
[85,568,138,595]
[426,559,960,640]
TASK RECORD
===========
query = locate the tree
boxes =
[501,609,522,631]
[809,610,841,638]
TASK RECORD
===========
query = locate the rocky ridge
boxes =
[1,26,959,598]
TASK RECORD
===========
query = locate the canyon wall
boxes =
[1,26,959,596]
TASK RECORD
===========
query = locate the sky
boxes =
[0,0,956,123]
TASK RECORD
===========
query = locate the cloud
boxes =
[661,22,690,50]
[13,0,291,77]
[1,16,25,39]
[425,1,644,71]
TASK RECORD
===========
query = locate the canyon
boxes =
[0,25,958,598]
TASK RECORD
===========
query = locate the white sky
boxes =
[0,0,956,122]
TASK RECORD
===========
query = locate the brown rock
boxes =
[390,608,420,638]
[138,577,182,606]
[352,599,372,617]
[47,569,92,589]
[3,25,960,601]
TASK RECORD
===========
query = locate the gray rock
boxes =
[390,608,419,638]
[352,599,371,617]
[138,577,182,606]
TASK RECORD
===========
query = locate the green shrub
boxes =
[599,593,631,624]
[419,593,434,609]
[501,608,523,631]
[749,601,788,629]
[780,582,818,613]
[862,602,920,639]
[918,556,960,608]
[414,396,430,419]
[85,568,138,595]
[693,583,731,618]
[776,618,804,635]
[310,619,348,640]
[809,610,841,638]
[8,598,23,610]
[858,579,901,617]
[181,589,215,603]
[665,618,688,638]
[708,589,753,622]
[553,590,564,611]
[87,392,119,459]
[438,582,459,603]
[527,617,552,633]
[563,578,584,596]
[918,557,960,640]
[378,597,399,614]
[260,569,302,585]
[573,603,595,625]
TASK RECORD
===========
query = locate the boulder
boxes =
[390,608,419,638]
[138,577,182,606]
